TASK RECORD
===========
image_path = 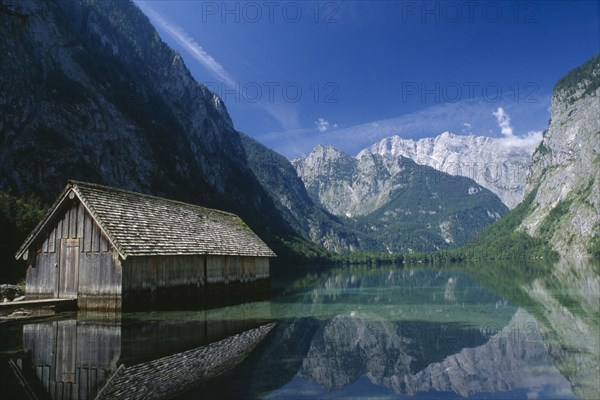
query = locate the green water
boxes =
[1,259,598,399]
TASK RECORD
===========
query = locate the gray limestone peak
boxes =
[359,131,539,209]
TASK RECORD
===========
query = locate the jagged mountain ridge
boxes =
[518,54,600,258]
[0,0,359,258]
[293,144,508,251]
[239,134,360,252]
[359,131,539,209]
[292,146,367,217]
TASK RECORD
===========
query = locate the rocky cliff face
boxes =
[292,145,372,217]
[519,55,600,258]
[0,0,239,200]
[293,144,508,251]
[239,135,360,253]
[359,132,538,209]
[293,144,507,218]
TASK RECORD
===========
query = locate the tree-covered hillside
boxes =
[0,191,46,282]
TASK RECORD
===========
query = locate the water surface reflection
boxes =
[1,259,597,399]
[3,310,270,399]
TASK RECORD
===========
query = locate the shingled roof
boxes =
[16,181,276,259]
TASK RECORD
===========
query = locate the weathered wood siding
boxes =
[25,199,122,308]
[123,255,269,289]
[77,250,122,309]
[122,255,270,310]
[123,255,206,291]
[25,253,57,299]
[206,255,269,283]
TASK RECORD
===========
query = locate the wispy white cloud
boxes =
[492,107,543,148]
[315,117,338,133]
[493,107,514,137]
[499,130,543,149]
[258,96,550,159]
[137,2,302,131]
[136,2,236,87]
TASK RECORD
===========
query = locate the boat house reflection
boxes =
[12,311,272,400]
[23,320,120,399]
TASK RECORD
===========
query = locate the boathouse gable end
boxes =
[15,181,275,310]
[19,194,122,308]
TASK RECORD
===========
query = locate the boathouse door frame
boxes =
[55,238,80,299]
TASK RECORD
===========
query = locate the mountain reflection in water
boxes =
[1,259,597,399]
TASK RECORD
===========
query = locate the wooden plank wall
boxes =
[26,253,56,298]
[22,320,121,400]
[77,249,122,309]
[123,255,268,288]
[123,255,206,291]
[25,199,122,307]
[206,256,269,284]
[122,255,270,310]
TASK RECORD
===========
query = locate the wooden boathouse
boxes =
[15,181,276,310]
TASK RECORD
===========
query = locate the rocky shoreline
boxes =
[1,284,24,302]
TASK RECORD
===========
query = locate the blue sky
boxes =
[134,0,599,157]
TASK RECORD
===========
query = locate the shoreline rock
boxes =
[0,284,24,302]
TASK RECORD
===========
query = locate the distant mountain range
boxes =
[293,53,600,258]
[292,145,508,252]
[359,131,539,209]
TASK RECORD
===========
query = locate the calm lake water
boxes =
[1,259,598,399]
